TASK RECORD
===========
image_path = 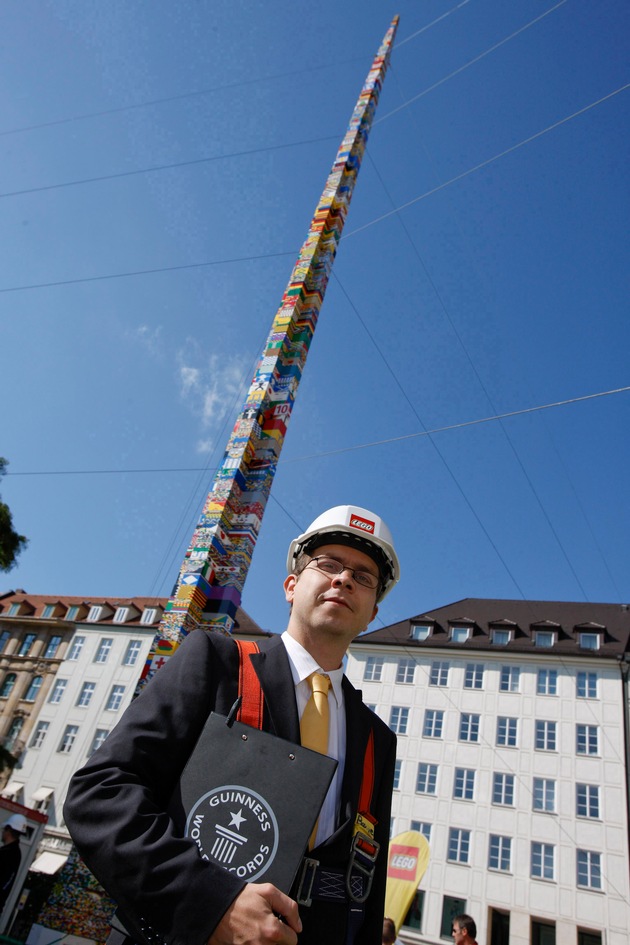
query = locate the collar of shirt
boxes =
[281,631,344,708]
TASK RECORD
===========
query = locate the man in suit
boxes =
[64,505,400,945]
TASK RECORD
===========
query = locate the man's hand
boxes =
[208,883,302,945]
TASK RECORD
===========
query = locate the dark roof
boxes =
[356,598,630,658]
[0,591,261,633]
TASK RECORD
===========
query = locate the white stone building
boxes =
[347,599,630,945]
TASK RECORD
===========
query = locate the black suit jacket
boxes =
[64,631,396,945]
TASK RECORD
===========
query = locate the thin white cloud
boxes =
[176,348,248,453]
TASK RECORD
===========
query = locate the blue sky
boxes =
[2,0,628,635]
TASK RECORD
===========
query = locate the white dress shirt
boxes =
[281,631,346,845]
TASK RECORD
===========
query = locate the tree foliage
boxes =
[0,457,28,572]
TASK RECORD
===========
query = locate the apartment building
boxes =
[347,599,630,945]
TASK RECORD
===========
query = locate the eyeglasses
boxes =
[306,556,380,590]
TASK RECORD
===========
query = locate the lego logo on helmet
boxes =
[349,515,375,534]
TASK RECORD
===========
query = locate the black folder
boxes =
[173,712,338,893]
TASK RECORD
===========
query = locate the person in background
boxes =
[452,914,478,945]
[0,814,26,911]
[382,916,403,944]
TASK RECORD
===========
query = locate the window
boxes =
[464,663,484,689]
[410,624,430,641]
[0,673,17,699]
[416,763,438,794]
[447,828,470,864]
[389,706,409,735]
[68,635,85,661]
[499,666,520,692]
[0,631,9,653]
[141,608,158,625]
[58,724,79,753]
[49,678,68,704]
[579,633,600,650]
[576,784,600,818]
[410,820,432,842]
[44,635,62,659]
[533,778,556,813]
[42,604,56,619]
[365,703,376,713]
[94,638,113,664]
[30,721,50,749]
[489,835,512,872]
[491,629,511,645]
[577,672,597,698]
[577,850,602,889]
[535,720,557,751]
[364,656,383,682]
[460,713,480,742]
[8,604,21,616]
[114,607,130,624]
[496,716,518,747]
[87,605,103,622]
[453,768,475,800]
[106,685,126,712]
[430,661,449,686]
[123,640,143,667]
[532,921,556,945]
[23,675,43,702]
[537,669,558,695]
[88,729,109,756]
[492,772,514,806]
[18,633,37,657]
[534,631,554,648]
[76,682,96,708]
[441,897,467,939]
[5,717,23,751]
[576,724,598,755]
[451,626,470,643]
[396,658,415,684]
[66,605,79,621]
[393,759,402,790]
[402,889,425,932]
[423,709,444,738]
[531,842,555,880]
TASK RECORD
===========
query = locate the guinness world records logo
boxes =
[185,784,279,881]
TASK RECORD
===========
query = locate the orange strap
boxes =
[235,640,263,729]
[358,729,375,814]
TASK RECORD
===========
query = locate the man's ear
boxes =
[284,573,297,604]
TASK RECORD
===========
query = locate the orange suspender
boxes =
[235,640,263,729]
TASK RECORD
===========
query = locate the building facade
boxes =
[347,599,630,945]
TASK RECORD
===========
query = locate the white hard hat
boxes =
[4,813,26,834]
[287,505,400,601]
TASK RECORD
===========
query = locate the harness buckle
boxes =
[345,831,380,903]
[296,857,319,907]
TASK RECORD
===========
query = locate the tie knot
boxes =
[310,672,331,697]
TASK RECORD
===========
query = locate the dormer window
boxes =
[114,607,130,624]
[534,631,555,648]
[450,625,471,644]
[579,632,600,650]
[87,606,103,622]
[8,604,21,616]
[491,629,511,646]
[66,606,79,621]
[42,605,56,619]
[410,624,431,641]
[141,608,158,625]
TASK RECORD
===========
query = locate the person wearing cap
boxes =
[0,813,26,910]
[65,505,400,945]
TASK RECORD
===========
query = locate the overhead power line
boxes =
[7,385,628,478]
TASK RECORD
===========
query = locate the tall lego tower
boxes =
[142,17,399,683]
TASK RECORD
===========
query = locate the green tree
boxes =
[0,457,28,571]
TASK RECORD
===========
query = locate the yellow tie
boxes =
[301,673,331,849]
[300,672,331,755]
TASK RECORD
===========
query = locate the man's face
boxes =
[452,923,468,943]
[284,543,379,644]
